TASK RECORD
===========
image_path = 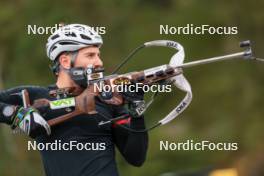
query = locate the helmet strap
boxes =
[51,50,79,76]
[70,51,79,67]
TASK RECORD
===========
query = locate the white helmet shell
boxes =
[46,24,103,61]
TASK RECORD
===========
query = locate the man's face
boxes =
[74,46,103,68]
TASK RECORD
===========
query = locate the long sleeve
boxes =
[0,85,48,124]
[111,105,149,167]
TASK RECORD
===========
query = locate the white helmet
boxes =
[46,24,103,61]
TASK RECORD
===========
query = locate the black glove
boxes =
[121,82,146,117]
[121,81,144,100]
[11,106,51,138]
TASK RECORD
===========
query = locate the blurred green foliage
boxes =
[0,0,263,176]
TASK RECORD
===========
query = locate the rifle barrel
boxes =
[176,51,246,69]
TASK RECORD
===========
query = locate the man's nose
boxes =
[94,57,103,68]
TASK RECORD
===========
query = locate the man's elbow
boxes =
[126,154,147,167]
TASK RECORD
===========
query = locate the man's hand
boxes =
[11,107,51,138]
[121,82,146,117]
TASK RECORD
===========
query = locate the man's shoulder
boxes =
[11,85,56,97]
[21,85,57,101]
[17,85,55,91]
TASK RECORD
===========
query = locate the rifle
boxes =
[21,40,261,129]
[22,65,183,126]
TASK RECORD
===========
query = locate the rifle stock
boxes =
[21,85,99,126]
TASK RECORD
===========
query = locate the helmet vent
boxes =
[51,46,57,52]
[89,31,94,35]
[76,26,85,31]
[65,33,77,37]
[59,42,78,45]
[80,34,91,40]
[51,34,60,40]
[74,25,83,28]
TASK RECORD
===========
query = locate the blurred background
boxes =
[0,0,263,175]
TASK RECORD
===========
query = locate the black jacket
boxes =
[0,85,148,176]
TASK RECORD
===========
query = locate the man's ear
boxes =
[58,53,71,69]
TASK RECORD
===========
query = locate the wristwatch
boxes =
[2,105,16,118]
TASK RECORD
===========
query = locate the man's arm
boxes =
[0,86,30,124]
[0,86,51,138]
[112,105,148,167]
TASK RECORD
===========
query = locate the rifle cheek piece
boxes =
[69,67,87,88]
[69,66,105,88]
